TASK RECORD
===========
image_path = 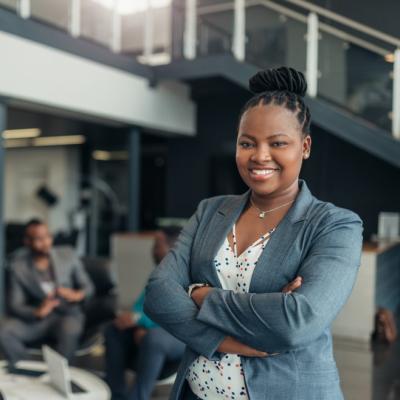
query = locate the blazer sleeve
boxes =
[144,199,226,360]
[196,209,363,353]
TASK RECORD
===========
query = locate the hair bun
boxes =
[249,67,307,97]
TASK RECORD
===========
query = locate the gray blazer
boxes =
[8,246,94,321]
[144,180,363,400]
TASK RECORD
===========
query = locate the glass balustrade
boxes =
[30,0,70,31]
[197,0,233,57]
[80,0,113,47]
[318,30,393,132]
[245,4,307,73]
[3,0,396,135]
[0,0,17,11]
[121,10,146,56]
[170,0,185,60]
[121,2,172,65]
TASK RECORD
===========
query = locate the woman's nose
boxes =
[251,145,271,163]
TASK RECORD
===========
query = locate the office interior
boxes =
[0,0,399,399]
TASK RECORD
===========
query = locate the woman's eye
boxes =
[271,141,287,147]
[238,142,254,149]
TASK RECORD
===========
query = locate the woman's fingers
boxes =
[281,276,303,294]
[239,343,268,357]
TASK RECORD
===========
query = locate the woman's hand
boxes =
[281,276,303,294]
[218,336,268,357]
[191,286,213,307]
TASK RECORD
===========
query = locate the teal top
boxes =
[132,289,158,329]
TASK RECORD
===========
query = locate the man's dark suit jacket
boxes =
[7,246,94,321]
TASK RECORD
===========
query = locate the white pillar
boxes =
[306,12,319,98]
[143,0,154,61]
[232,0,245,61]
[69,0,81,38]
[111,0,122,52]
[18,0,30,19]
[392,49,400,139]
[184,0,196,59]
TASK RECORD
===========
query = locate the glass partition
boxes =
[30,0,70,31]
[151,5,171,56]
[122,3,171,63]
[0,0,17,12]
[319,31,393,132]
[245,5,306,73]
[81,0,113,47]
[197,1,233,57]
[170,0,185,60]
[121,10,146,55]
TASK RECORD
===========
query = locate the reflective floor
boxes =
[74,336,400,400]
[1,336,398,399]
[334,338,400,400]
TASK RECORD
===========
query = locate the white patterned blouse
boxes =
[186,223,275,399]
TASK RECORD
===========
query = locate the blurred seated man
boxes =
[105,227,185,400]
[0,219,94,367]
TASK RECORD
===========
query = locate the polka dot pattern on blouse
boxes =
[186,223,275,400]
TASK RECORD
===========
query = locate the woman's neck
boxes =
[250,180,300,211]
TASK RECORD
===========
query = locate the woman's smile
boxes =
[248,167,280,181]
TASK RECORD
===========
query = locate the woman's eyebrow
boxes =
[238,133,255,140]
[268,133,290,139]
[239,133,290,139]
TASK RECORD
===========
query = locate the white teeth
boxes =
[251,169,276,175]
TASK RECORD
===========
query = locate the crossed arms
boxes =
[144,199,363,359]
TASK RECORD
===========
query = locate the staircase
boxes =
[153,0,400,168]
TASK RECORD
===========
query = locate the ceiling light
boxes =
[2,128,41,139]
[4,139,31,148]
[92,0,171,14]
[137,52,171,65]
[385,53,395,63]
[92,150,129,161]
[33,135,86,147]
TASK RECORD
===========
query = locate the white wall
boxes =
[4,146,80,233]
[0,31,196,136]
[111,233,155,309]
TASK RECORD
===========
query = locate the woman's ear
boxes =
[302,135,312,159]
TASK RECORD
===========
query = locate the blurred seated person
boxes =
[105,227,185,400]
[0,219,94,367]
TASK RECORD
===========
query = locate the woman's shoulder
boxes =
[196,193,247,213]
[307,196,363,230]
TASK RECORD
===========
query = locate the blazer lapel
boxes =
[249,180,314,293]
[199,191,251,288]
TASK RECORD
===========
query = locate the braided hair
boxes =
[240,67,311,136]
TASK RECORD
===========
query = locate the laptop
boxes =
[42,345,86,398]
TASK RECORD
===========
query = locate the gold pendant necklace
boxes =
[250,198,295,219]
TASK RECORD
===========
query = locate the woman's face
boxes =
[236,104,311,198]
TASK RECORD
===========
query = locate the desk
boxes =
[0,361,110,399]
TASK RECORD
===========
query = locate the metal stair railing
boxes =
[4,0,400,139]
[182,0,400,140]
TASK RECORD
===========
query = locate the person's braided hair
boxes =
[240,67,311,136]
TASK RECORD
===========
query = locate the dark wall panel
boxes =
[302,126,400,239]
[165,86,400,239]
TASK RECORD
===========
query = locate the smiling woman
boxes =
[144,67,364,400]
